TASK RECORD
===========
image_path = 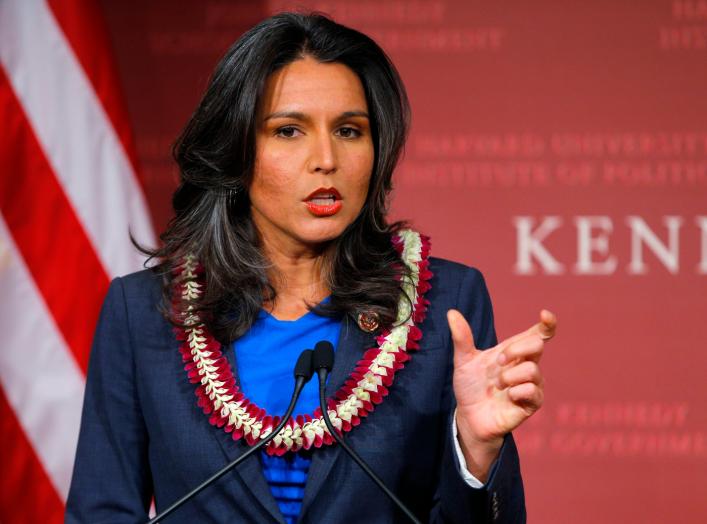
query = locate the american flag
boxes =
[0,1,154,521]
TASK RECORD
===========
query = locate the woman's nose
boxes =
[308,132,337,174]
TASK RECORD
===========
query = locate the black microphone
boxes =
[147,349,314,524]
[313,341,422,524]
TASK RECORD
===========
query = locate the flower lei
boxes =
[173,229,432,456]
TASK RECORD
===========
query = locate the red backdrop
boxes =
[99,1,707,522]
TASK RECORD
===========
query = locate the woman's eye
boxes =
[275,126,301,138]
[336,127,361,139]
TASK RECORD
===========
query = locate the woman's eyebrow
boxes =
[263,110,369,122]
[338,110,369,120]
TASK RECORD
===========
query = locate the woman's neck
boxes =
[260,234,331,321]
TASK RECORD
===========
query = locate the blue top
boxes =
[233,303,341,524]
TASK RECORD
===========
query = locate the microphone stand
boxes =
[147,349,314,524]
[313,342,422,524]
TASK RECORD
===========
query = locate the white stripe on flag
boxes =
[0,0,155,279]
[0,215,86,501]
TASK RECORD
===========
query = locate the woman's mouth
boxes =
[304,188,343,217]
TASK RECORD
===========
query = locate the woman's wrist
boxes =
[455,414,504,483]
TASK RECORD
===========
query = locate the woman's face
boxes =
[250,56,374,253]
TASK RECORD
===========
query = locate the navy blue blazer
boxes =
[66,257,525,523]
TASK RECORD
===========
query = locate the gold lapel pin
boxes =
[356,311,380,333]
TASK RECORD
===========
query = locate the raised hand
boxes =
[446,308,557,480]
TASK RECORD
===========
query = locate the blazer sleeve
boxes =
[429,267,526,524]
[65,277,152,523]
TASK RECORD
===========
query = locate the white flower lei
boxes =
[174,229,432,455]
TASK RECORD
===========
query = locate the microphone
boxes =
[313,341,422,524]
[147,349,314,524]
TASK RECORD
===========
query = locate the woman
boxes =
[66,12,555,524]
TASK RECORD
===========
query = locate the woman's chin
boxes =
[296,219,351,246]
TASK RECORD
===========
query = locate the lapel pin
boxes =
[356,311,380,333]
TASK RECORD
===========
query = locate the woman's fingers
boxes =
[497,360,542,389]
[447,309,477,350]
[494,310,554,352]
[498,333,544,365]
[447,309,482,368]
[497,309,557,365]
[508,382,544,409]
[538,309,557,341]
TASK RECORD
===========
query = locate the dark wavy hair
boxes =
[142,12,412,343]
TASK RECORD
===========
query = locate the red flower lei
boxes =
[173,229,432,455]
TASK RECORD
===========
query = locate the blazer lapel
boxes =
[299,315,375,519]
[209,346,285,523]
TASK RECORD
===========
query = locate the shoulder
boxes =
[101,267,162,310]
[114,267,163,304]
[427,256,491,303]
[100,267,166,333]
[424,257,497,349]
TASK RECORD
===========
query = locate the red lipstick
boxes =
[304,187,342,217]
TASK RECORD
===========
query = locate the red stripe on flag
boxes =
[0,68,109,374]
[0,389,65,523]
[46,0,144,188]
